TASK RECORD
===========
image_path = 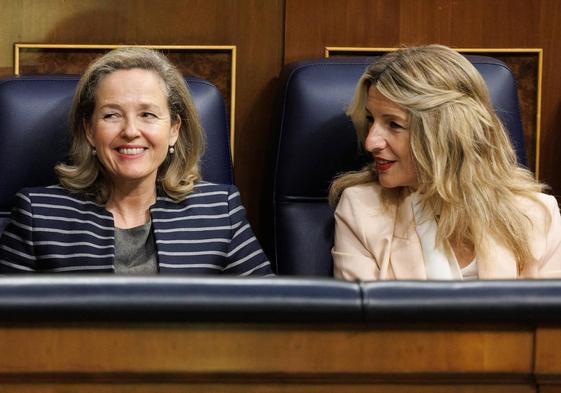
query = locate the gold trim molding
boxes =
[14,43,237,163]
[325,47,543,179]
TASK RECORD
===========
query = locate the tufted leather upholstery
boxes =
[272,56,527,276]
[0,75,232,230]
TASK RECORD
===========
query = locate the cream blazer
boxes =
[332,183,561,280]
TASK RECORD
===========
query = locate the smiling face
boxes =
[364,87,417,189]
[86,68,180,192]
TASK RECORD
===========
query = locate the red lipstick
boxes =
[375,159,395,172]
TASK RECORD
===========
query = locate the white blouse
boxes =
[412,193,478,280]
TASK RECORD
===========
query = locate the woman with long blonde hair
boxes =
[331,45,561,280]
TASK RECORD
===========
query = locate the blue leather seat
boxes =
[271,56,526,276]
[0,75,233,230]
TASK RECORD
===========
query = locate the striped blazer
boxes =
[0,182,273,275]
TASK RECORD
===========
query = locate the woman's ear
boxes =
[169,115,181,146]
[84,119,95,146]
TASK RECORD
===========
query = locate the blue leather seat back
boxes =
[272,56,526,276]
[0,75,233,230]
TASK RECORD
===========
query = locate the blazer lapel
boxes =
[384,193,518,279]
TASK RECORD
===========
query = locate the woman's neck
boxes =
[107,182,157,229]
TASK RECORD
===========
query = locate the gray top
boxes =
[114,221,158,274]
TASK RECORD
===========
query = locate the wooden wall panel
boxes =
[284,0,401,63]
[537,1,561,202]
[0,384,538,393]
[0,322,541,392]
[0,0,284,236]
[285,0,561,201]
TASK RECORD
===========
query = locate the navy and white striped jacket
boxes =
[0,182,273,275]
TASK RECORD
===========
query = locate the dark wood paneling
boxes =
[285,0,401,63]
[285,0,561,200]
[0,384,538,393]
[398,0,540,47]
[537,1,561,199]
[0,322,542,392]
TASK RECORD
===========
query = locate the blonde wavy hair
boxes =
[55,47,205,203]
[330,44,546,272]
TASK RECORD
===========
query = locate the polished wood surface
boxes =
[536,327,561,375]
[0,384,538,393]
[0,322,543,392]
[0,325,533,373]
